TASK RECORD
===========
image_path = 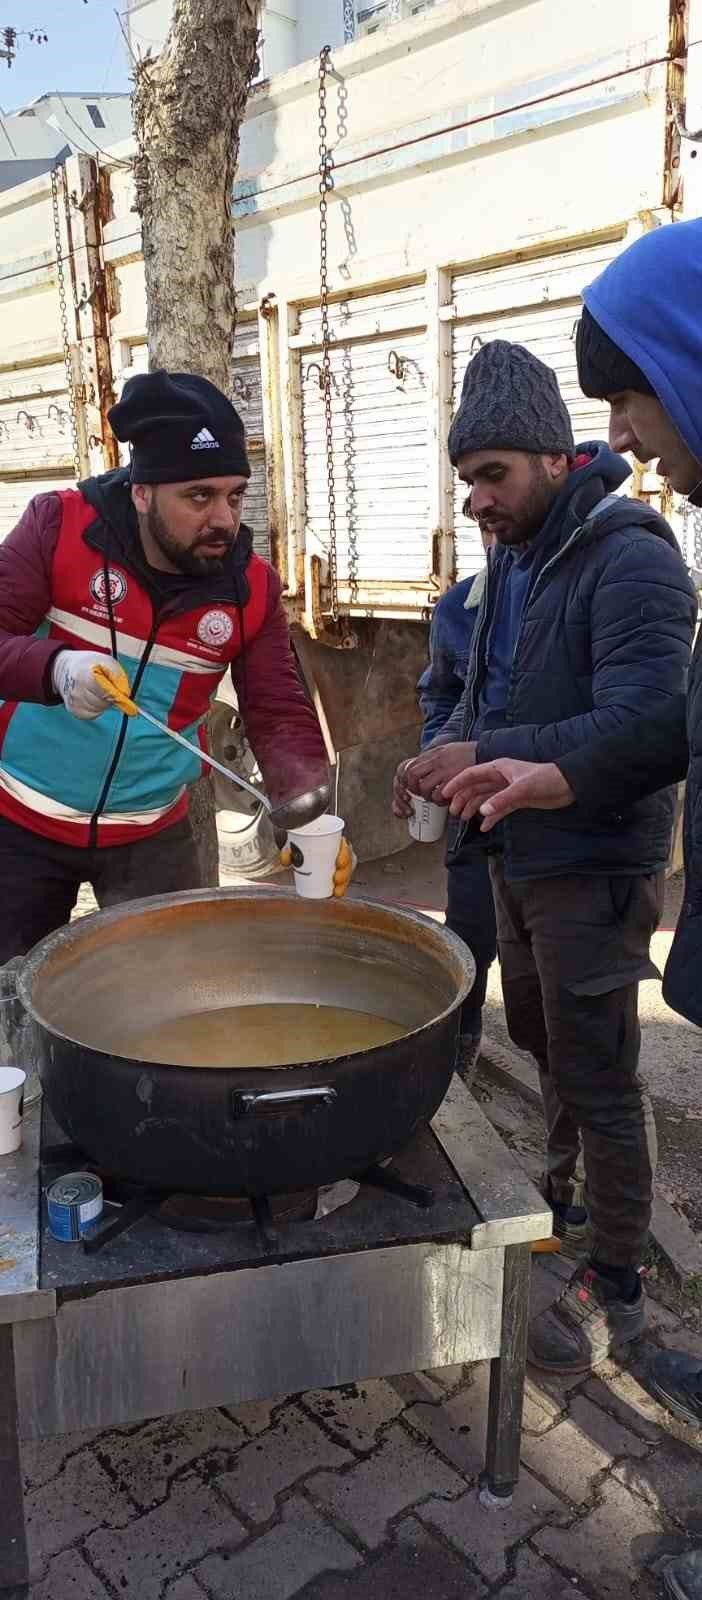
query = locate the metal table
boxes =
[0,1075,551,1597]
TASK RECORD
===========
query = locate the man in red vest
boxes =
[0,370,348,961]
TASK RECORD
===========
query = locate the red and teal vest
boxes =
[0,490,269,846]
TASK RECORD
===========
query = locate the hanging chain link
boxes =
[51,164,81,480]
[318,44,340,626]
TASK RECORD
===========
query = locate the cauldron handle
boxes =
[231,1086,337,1119]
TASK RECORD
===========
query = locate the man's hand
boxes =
[404,742,476,804]
[392,758,415,818]
[279,836,357,897]
[52,651,129,721]
[443,758,575,829]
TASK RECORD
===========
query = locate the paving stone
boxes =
[163,1579,208,1599]
[25,1447,134,1567]
[522,1392,648,1507]
[647,1297,687,1336]
[215,1405,351,1522]
[418,1470,564,1585]
[303,1379,405,1451]
[92,1408,246,1509]
[521,1375,564,1436]
[388,1372,445,1406]
[534,1477,666,1599]
[490,1544,587,1599]
[307,1421,465,1549]
[568,1394,650,1461]
[614,1440,702,1535]
[22,1428,112,1490]
[402,1396,484,1480]
[28,1549,113,1600]
[658,1325,702,1360]
[424,1365,466,1391]
[86,1473,246,1600]
[297,1514,486,1597]
[583,1375,664,1444]
[220,1398,279,1436]
[197,1493,361,1600]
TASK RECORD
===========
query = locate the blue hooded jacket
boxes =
[582,217,702,472]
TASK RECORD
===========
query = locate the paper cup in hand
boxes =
[287,814,345,899]
[408,794,447,843]
[0,1066,25,1155]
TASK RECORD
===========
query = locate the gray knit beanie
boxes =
[448,340,575,466]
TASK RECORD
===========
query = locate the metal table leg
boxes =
[0,1325,29,1597]
[481,1242,531,1505]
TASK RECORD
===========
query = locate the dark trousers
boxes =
[0,815,204,962]
[445,850,498,1038]
[489,857,662,1269]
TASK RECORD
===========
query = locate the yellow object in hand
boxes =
[279,836,356,897]
[92,662,138,717]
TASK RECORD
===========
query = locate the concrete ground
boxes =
[43,847,700,1600]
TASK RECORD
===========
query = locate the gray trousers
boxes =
[489,858,663,1268]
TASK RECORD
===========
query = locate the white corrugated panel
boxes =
[0,381,74,480]
[300,325,430,583]
[450,240,623,579]
[296,282,426,348]
[0,474,75,541]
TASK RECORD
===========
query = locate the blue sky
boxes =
[2,0,131,110]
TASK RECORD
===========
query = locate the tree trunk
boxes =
[132,0,260,886]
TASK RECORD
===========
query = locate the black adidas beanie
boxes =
[448,340,574,466]
[108,370,251,484]
[576,306,655,401]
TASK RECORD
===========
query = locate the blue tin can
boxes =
[47,1173,103,1242]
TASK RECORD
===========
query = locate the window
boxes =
[354,0,435,36]
[86,103,106,129]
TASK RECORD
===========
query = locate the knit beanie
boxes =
[108,370,251,484]
[576,306,655,401]
[448,340,575,466]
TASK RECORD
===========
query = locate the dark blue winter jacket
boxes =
[418,571,485,747]
[445,442,697,881]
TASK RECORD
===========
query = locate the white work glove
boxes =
[51,650,128,721]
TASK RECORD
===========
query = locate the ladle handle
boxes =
[231,1085,337,1118]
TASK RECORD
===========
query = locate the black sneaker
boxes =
[663,1550,702,1600]
[650,1351,702,1430]
[542,1181,590,1261]
[528,1263,646,1375]
[550,1200,591,1262]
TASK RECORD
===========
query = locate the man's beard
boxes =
[146,500,234,577]
[479,459,559,548]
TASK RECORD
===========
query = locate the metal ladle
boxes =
[92,665,330,835]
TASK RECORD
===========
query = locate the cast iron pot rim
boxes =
[17,885,474,1078]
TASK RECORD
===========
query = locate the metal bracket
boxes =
[670,99,702,143]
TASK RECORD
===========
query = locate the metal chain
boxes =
[50,164,81,479]
[318,44,339,625]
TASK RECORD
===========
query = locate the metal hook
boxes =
[15,409,38,433]
[388,349,406,384]
[48,403,69,430]
[469,336,483,356]
[232,374,251,407]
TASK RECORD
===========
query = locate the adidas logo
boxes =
[191,428,219,450]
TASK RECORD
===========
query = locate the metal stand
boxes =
[0,1326,29,1597]
[481,1243,531,1504]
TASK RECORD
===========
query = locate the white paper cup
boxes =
[287,814,345,899]
[0,1066,26,1155]
[408,793,448,843]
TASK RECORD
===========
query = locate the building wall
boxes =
[0,0,691,618]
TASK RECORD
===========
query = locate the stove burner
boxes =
[42,1128,437,1258]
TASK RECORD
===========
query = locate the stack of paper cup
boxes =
[0,1066,25,1155]
[287,814,345,899]
[408,793,448,843]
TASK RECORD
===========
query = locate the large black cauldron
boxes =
[19,889,473,1197]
